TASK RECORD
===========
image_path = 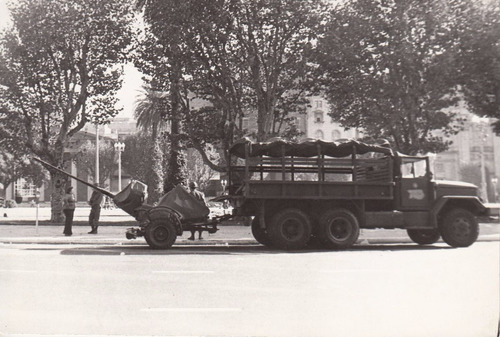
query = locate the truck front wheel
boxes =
[144,220,177,249]
[269,208,312,250]
[318,209,360,249]
[407,229,440,245]
[439,208,478,247]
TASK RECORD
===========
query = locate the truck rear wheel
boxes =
[144,219,177,249]
[251,217,273,247]
[318,209,360,249]
[268,208,312,250]
[439,208,478,247]
[407,229,440,245]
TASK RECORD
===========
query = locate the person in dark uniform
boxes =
[188,181,206,240]
[88,187,103,234]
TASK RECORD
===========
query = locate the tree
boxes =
[316,0,471,155]
[135,0,326,173]
[133,85,169,201]
[0,0,134,221]
[0,152,47,198]
[73,141,116,188]
[459,2,500,133]
[121,132,151,183]
[185,147,220,191]
[133,4,186,191]
[229,0,326,142]
[120,132,170,203]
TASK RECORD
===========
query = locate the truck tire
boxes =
[439,208,478,247]
[144,219,177,249]
[268,208,312,250]
[251,217,273,247]
[318,209,360,249]
[407,229,440,245]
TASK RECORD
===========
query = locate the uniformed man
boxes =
[188,181,206,240]
[88,187,104,234]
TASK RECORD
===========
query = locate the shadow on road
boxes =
[42,243,456,256]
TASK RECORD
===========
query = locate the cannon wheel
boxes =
[145,219,177,249]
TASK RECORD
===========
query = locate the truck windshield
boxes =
[401,157,428,178]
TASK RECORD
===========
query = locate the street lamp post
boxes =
[114,142,125,191]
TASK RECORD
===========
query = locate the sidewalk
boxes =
[0,206,499,246]
[0,206,254,246]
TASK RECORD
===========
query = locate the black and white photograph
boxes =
[0,0,499,336]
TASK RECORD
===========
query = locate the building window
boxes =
[14,178,36,198]
[332,130,341,140]
[315,130,324,140]
[316,100,323,108]
[314,110,324,123]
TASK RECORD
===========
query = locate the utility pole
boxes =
[114,142,125,191]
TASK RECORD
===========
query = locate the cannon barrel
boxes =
[34,157,147,217]
[33,157,114,197]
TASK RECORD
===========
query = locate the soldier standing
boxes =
[88,187,104,234]
[188,181,206,240]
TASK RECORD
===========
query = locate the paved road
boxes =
[1,241,499,337]
[1,207,499,246]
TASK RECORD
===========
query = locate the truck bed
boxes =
[230,155,394,200]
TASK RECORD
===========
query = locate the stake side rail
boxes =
[227,155,394,199]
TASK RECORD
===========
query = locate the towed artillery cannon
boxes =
[34,158,230,249]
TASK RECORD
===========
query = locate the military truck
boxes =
[225,138,488,250]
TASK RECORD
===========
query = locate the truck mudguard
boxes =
[431,196,487,226]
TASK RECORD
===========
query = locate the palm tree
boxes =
[133,85,170,202]
[134,85,170,140]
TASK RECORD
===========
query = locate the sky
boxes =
[0,0,142,120]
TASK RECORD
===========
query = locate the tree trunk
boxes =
[50,171,68,223]
[163,61,186,193]
[256,93,275,142]
[147,140,164,203]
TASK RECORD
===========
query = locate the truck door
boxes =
[399,157,431,210]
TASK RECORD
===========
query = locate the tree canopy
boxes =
[315,0,475,155]
[135,0,327,173]
[0,0,134,220]
[458,2,500,133]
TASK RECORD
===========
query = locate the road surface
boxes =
[0,241,499,337]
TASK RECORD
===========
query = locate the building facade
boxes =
[303,96,359,141]
[432,110,500,202]
[4,118,137,203]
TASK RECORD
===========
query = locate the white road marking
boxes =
[321,269,390,273]
[152,270,214,274]
[141,307,242,313]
